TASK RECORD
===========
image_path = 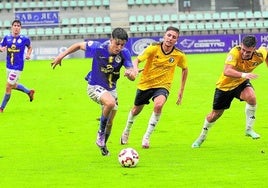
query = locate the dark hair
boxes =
[12,19,22,26]
[242,35,257,48]
[166,26,180,35]
[111,27,128,41]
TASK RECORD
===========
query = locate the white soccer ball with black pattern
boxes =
[118,148,139,168]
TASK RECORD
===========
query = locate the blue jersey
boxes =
[85,40,133,91]
[0,34,31,71]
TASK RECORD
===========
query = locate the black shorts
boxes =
[213,80,253,110]
[134,88,169,106]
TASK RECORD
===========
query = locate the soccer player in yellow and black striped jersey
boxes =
[192,35,268,148]
[120,26,188,148]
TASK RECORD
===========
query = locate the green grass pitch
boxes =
[0,53,268,187]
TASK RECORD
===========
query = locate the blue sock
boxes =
[99,115,108,133]
[16,84,30,94]
[0,94,11,109]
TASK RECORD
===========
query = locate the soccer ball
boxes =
[118,148,139,168]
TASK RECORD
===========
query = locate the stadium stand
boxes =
[0,0,267,39]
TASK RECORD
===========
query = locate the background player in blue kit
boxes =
[0,19,34,113]
[51,27,137,156]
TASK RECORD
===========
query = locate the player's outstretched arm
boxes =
[224,64,258,79]
[176,67,188,105]
[51,42,86,69]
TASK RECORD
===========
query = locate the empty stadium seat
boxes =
[203,13,212,20]
[195,13,204,21]
[70,18,78,25]
[62,18,69,25]
[178,14,187,22]
[4,2,12,10]
[228,12,236,20]
[205,22,213,30]
[95,17,103,24]
[245,11,254,20]
[130,25,138,32]
[146,15,154,22]
[170,14,178,22]
[263,20,268,27]
[37,1,45,8]
[146,24,155,32]
[62,27,70,35]
[154,24,163,31]
[3,20,11,27]
[167,0,175,3]
[103,16,111,23]
[21,2,29,9]
[162,14,170,22]
[213,22,221,30]
[220,12,228,20]
[253,11,262,19]
[255,20,264,28]
[212,12,220,20]
[196,23,205,30]
[87,27,95,34]
[187,14,195,21]
[179,23,188,31]
[230,22,239,30]
[221,22,230,30]
[151,0,159,4]
[45,28,53,36]
[238,21,247,29]
[78,17,87,25]
[143,0,151,5]
[154,14,162,22]
[188,23,196,30]
[86,0,93,6]
[54,1,61,7]
[103,0,110,6]
[69,1,77,7]
[61,1,69,8]
[246,21,255,27]
[159,0,168,4]
[95,26,103,33]
[2,29,11,35]
[21,28,27,35]
[28,28,36,36]
[138,25,146,32]
[79,27,87,35]
[87,17,95,24]
[104,26,112,33]
[129,15,136,23]
[128,0,135,5]
[36,28,45,35]
[45,1,53,8]
[53,28,61,35]
[236,12,245,20]
[137,15,145,22]
[70,27,79,35]
[262,11,268,19]
[94,0,102,7]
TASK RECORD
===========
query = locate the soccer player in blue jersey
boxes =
[0,19,34,113]
[51,28,137,156]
